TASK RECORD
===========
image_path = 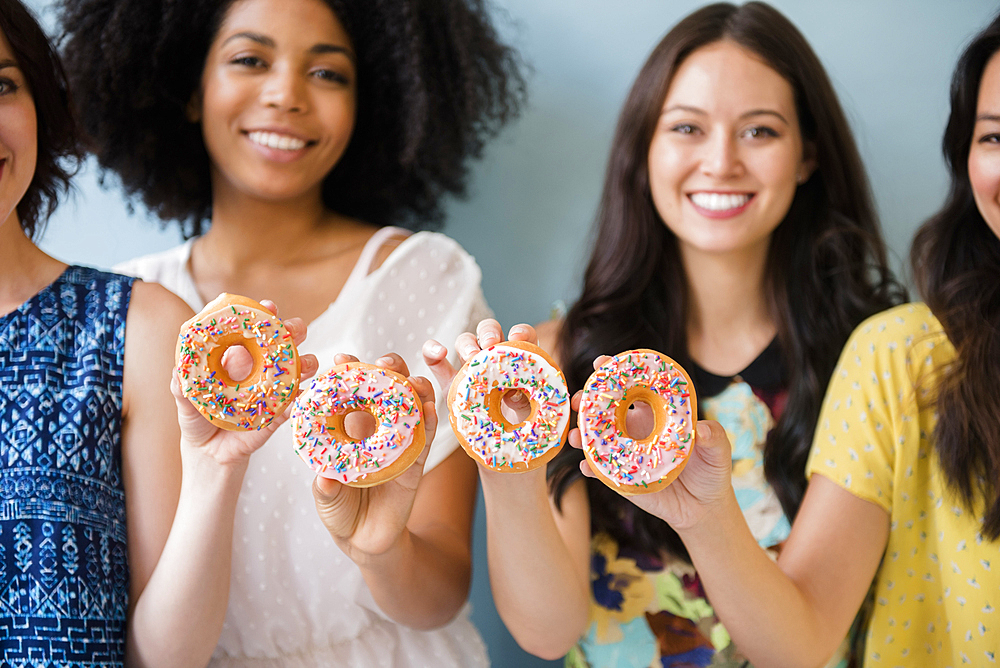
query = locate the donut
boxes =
[176,293,300,431]
[291,362,425,487]
[579,349,696,494]
[449,341,571,472]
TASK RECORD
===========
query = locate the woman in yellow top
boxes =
[564,10,1000,667]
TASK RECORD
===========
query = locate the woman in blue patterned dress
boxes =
[0,2,318,665]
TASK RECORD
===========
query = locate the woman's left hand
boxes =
[311,352,438,562]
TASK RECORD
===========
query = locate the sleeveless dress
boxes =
[0,266,134,668]
[116,228,492,667]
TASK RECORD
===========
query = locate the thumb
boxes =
[693,420,733,471]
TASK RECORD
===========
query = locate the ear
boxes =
[185,88,203,123]
[797,142,818,185]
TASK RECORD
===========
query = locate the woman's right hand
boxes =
[171,300,319,469]
[568,355,735,531]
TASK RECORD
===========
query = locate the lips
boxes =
[246,130,309,151]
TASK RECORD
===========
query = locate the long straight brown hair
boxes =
[911,12,1000,541]
[549,2,905,557]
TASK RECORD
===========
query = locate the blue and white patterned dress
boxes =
[0,266,134,667]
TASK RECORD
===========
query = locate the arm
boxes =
[432,319,592,659]
[311,353,480,629]
[582,416,889,668]
[122,285,316,667]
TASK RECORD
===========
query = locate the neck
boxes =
[682,243,776,376]
[0,213,67,315]
[198,180,346,271]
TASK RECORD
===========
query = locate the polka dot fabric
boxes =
[808,303,1000,667]
[117,228,491,667]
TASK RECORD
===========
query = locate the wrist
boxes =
[180,442,248,490]
[349,526,414,573]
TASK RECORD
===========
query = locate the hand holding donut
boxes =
[568,353,734,530]
[172,298,319,467]
[310,352,440,560]
[427,319,570,473]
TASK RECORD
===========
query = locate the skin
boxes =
[423,40,819,659]
[0,28,320,668]
[969,51,1000,239]
[185,0,479,631]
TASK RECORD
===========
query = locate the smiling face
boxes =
[0,28,36,232]
[969,49,1000,242]
[647,40,813,264]
[197,0,356,206]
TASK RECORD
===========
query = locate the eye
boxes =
[743,126,779,139]
[230,55,267,69]
[311,68,350,85]
[0,78,19,96]
[670,123,700,135]
[978,133,1000,144]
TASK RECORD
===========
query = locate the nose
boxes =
[699,131,743,179]
[259,64,307,113]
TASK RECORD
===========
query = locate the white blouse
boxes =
[117,227,491,667]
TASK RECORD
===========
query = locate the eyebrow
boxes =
[662,104,789,124]
[222,31,355,61]
[0,58,18,70]
[976,113,1000,122]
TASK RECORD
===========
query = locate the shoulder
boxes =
[126,281,195,346]
[374,231,483,284]
[837,303,951,376]
[114,242,192,282]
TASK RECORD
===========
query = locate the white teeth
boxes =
[690,192,751,211]
[247,131,307,151]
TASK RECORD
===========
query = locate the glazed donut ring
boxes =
[176,293,300,431]
[579,349,696,494]
[449,340,570,472]
[291,362,426,487]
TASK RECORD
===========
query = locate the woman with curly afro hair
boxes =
[57,0,525,665]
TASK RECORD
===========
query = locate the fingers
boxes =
[334,352,360,365]
[423,339,457,389]
[260,299,278,316]
[284,317,307,346]
[476,319,503,347]
[592,354,612,371]
[570,389,583,412]
[578,459,596,479]
[567,426,582,450]
[375,352,410,378]
[694,420,734,470]
[507,323,538,345]
[221,345,254,382]
[299,353,319,380]
[455,332,482,363]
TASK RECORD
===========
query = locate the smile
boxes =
[246,131,308,151]
[688,192,753,212]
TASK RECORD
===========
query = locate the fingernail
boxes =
[377,356,393,366]
[481,332,498,346]
[425,341,445,356]
[510,325,528,337]
[696,421,712,440]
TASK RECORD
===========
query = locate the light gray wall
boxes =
[26,1,999,666]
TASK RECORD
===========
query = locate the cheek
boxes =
[969,147,1000,236]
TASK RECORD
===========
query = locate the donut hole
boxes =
[624,400,655,441]
[221,344,255,383]
[341,410,377,441]
[487,388,536,432]
[207,333,264,386]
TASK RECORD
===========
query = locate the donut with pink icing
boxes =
[579,349,697,494]
[175,293,300,431]
[449,340,570,472]
[291,362,425,486]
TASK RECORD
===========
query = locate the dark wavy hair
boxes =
[549,2,905,559]
[56,0,525,238]
[910,12,1000,541]
[0,0,79,239]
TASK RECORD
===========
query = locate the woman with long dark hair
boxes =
[560,9,1000,668]
[433,2,903,665]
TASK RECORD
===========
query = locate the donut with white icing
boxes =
[449,341,570,472]
[291,362,425,486]
[579,349,696,494]
[176,293,300,431]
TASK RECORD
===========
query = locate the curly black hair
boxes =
[57,0,526,238]
[0,0,80,239]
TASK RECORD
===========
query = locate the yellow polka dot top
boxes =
[807,303,999,667]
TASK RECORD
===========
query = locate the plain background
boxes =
[24,1,999,666]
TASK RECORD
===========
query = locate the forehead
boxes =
[216,0,351,48]
[977,51,1000,112]
[664,40,796,113]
